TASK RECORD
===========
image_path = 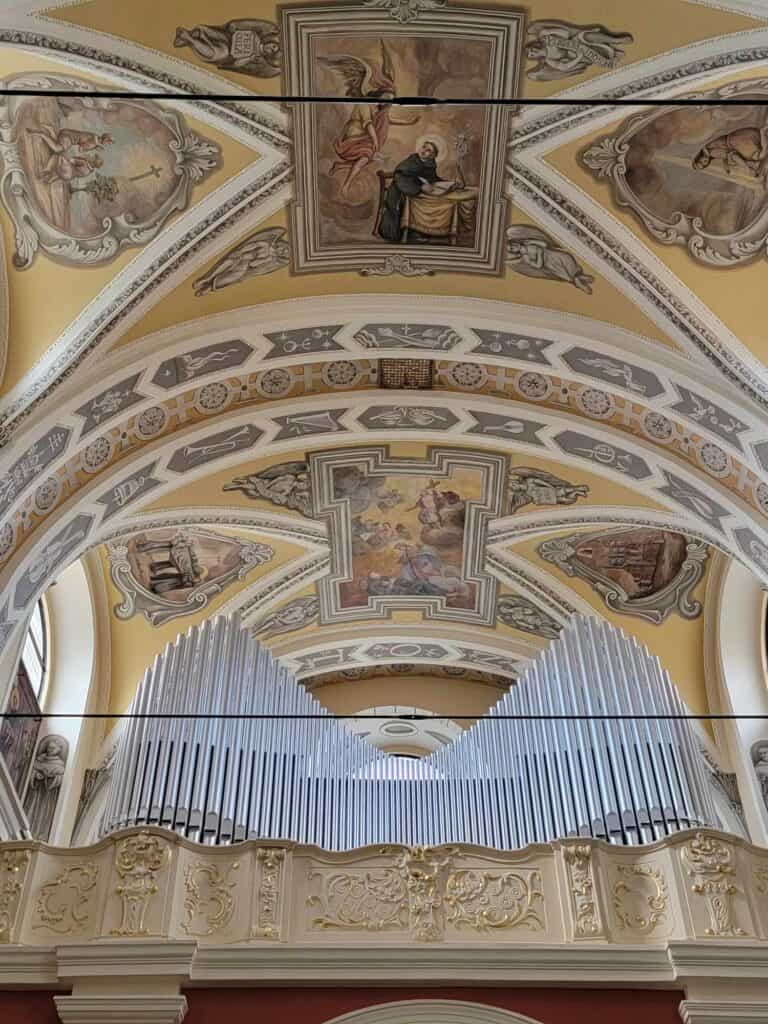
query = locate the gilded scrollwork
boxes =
[181,860,238,937]
[395,846,455,942]
[444,868,544,932]
[308,846,457,941]
[308,867,409,932]
[32,862,99,935]
[111,833,170,937]
[0,850,30,943]
[682,833,747,937]
[612,863,668,935]
[563,845,604,938]
[252,848,285,940]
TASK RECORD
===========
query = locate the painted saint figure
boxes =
[377,141,461,242]
[174,20,282,78]
[320,41,419,197]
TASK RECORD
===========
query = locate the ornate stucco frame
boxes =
[309,444,507,626]
[108,528,273,626]
[0,73,220,269]
[537,528,709,624]
[581,79,768,268]
[281,1,524,275]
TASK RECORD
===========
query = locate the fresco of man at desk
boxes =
[313,33,485,249]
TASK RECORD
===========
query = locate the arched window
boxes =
[20,599,48,702]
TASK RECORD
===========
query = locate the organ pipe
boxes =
[101,613,718,848]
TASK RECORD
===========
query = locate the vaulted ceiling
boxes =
[1,0,766,735]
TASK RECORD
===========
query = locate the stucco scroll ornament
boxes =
[563,845,604,938]
[682,833,747,937]
[0,73,220,269]
[361,0,446,24]
[308,865,409,933]
[581,79,768,268]
[0,850,30,943]
[252,848,285,940]
[33,862,99,934]
[111,833,170,937]
[612,863,668,935]
[359,255,436,277]
[444,868,544,932]
[182,860,239,937]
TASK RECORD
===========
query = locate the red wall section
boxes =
[0,991,62,1024]
[184,987,684,1024]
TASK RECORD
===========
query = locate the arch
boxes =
[321,1000,545,1024]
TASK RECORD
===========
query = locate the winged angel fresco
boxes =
[320,41,419,198]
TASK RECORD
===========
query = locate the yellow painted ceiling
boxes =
[6,0,764,727]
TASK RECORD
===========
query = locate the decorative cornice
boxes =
[54,993,188,1024]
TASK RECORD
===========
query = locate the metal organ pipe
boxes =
[100,613,718,849]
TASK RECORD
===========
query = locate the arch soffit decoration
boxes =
[317,1001,547,1024]
[1,22,768,426]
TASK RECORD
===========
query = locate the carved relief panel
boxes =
[681,833,756,939]
[23,849,111,943]
[607,852,675,942]
[101,833,174,938]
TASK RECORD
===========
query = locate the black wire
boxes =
[0,91,767,106]
[1,712,767,721]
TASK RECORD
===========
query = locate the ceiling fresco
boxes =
[0,0,767,730]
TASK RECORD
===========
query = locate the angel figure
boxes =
[526,20,633,81]
[506,225,594,294]
[192,227,289,296]
[320,41,419,197]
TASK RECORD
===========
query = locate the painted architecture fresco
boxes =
[283,2,523,274]
[0,73,220,268]
[538,527,708,623]
[109,527,272,626]
[582,79,768,268]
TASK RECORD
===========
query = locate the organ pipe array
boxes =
[101,613,718,849]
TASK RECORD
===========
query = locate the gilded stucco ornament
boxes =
[111,833,170,937]
[444,868,544,932]
[682,833,747,937]
[182,860,239,938]
[252,848,285,940]
[563,845,604,938]
[612,863,668,935]
[0,850,30,943]
[33,862,99,935]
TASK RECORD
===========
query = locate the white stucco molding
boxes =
[319,1003,546,1024]
[54,994,188,1024]
[679,1000,768,1024]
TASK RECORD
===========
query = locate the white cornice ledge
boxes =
[54,993,188,1024]
[0,946,58,985]
[668,941,768,978]
[679,1001,768,1024]
[192,944,673,984]
[56,940,197,979]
